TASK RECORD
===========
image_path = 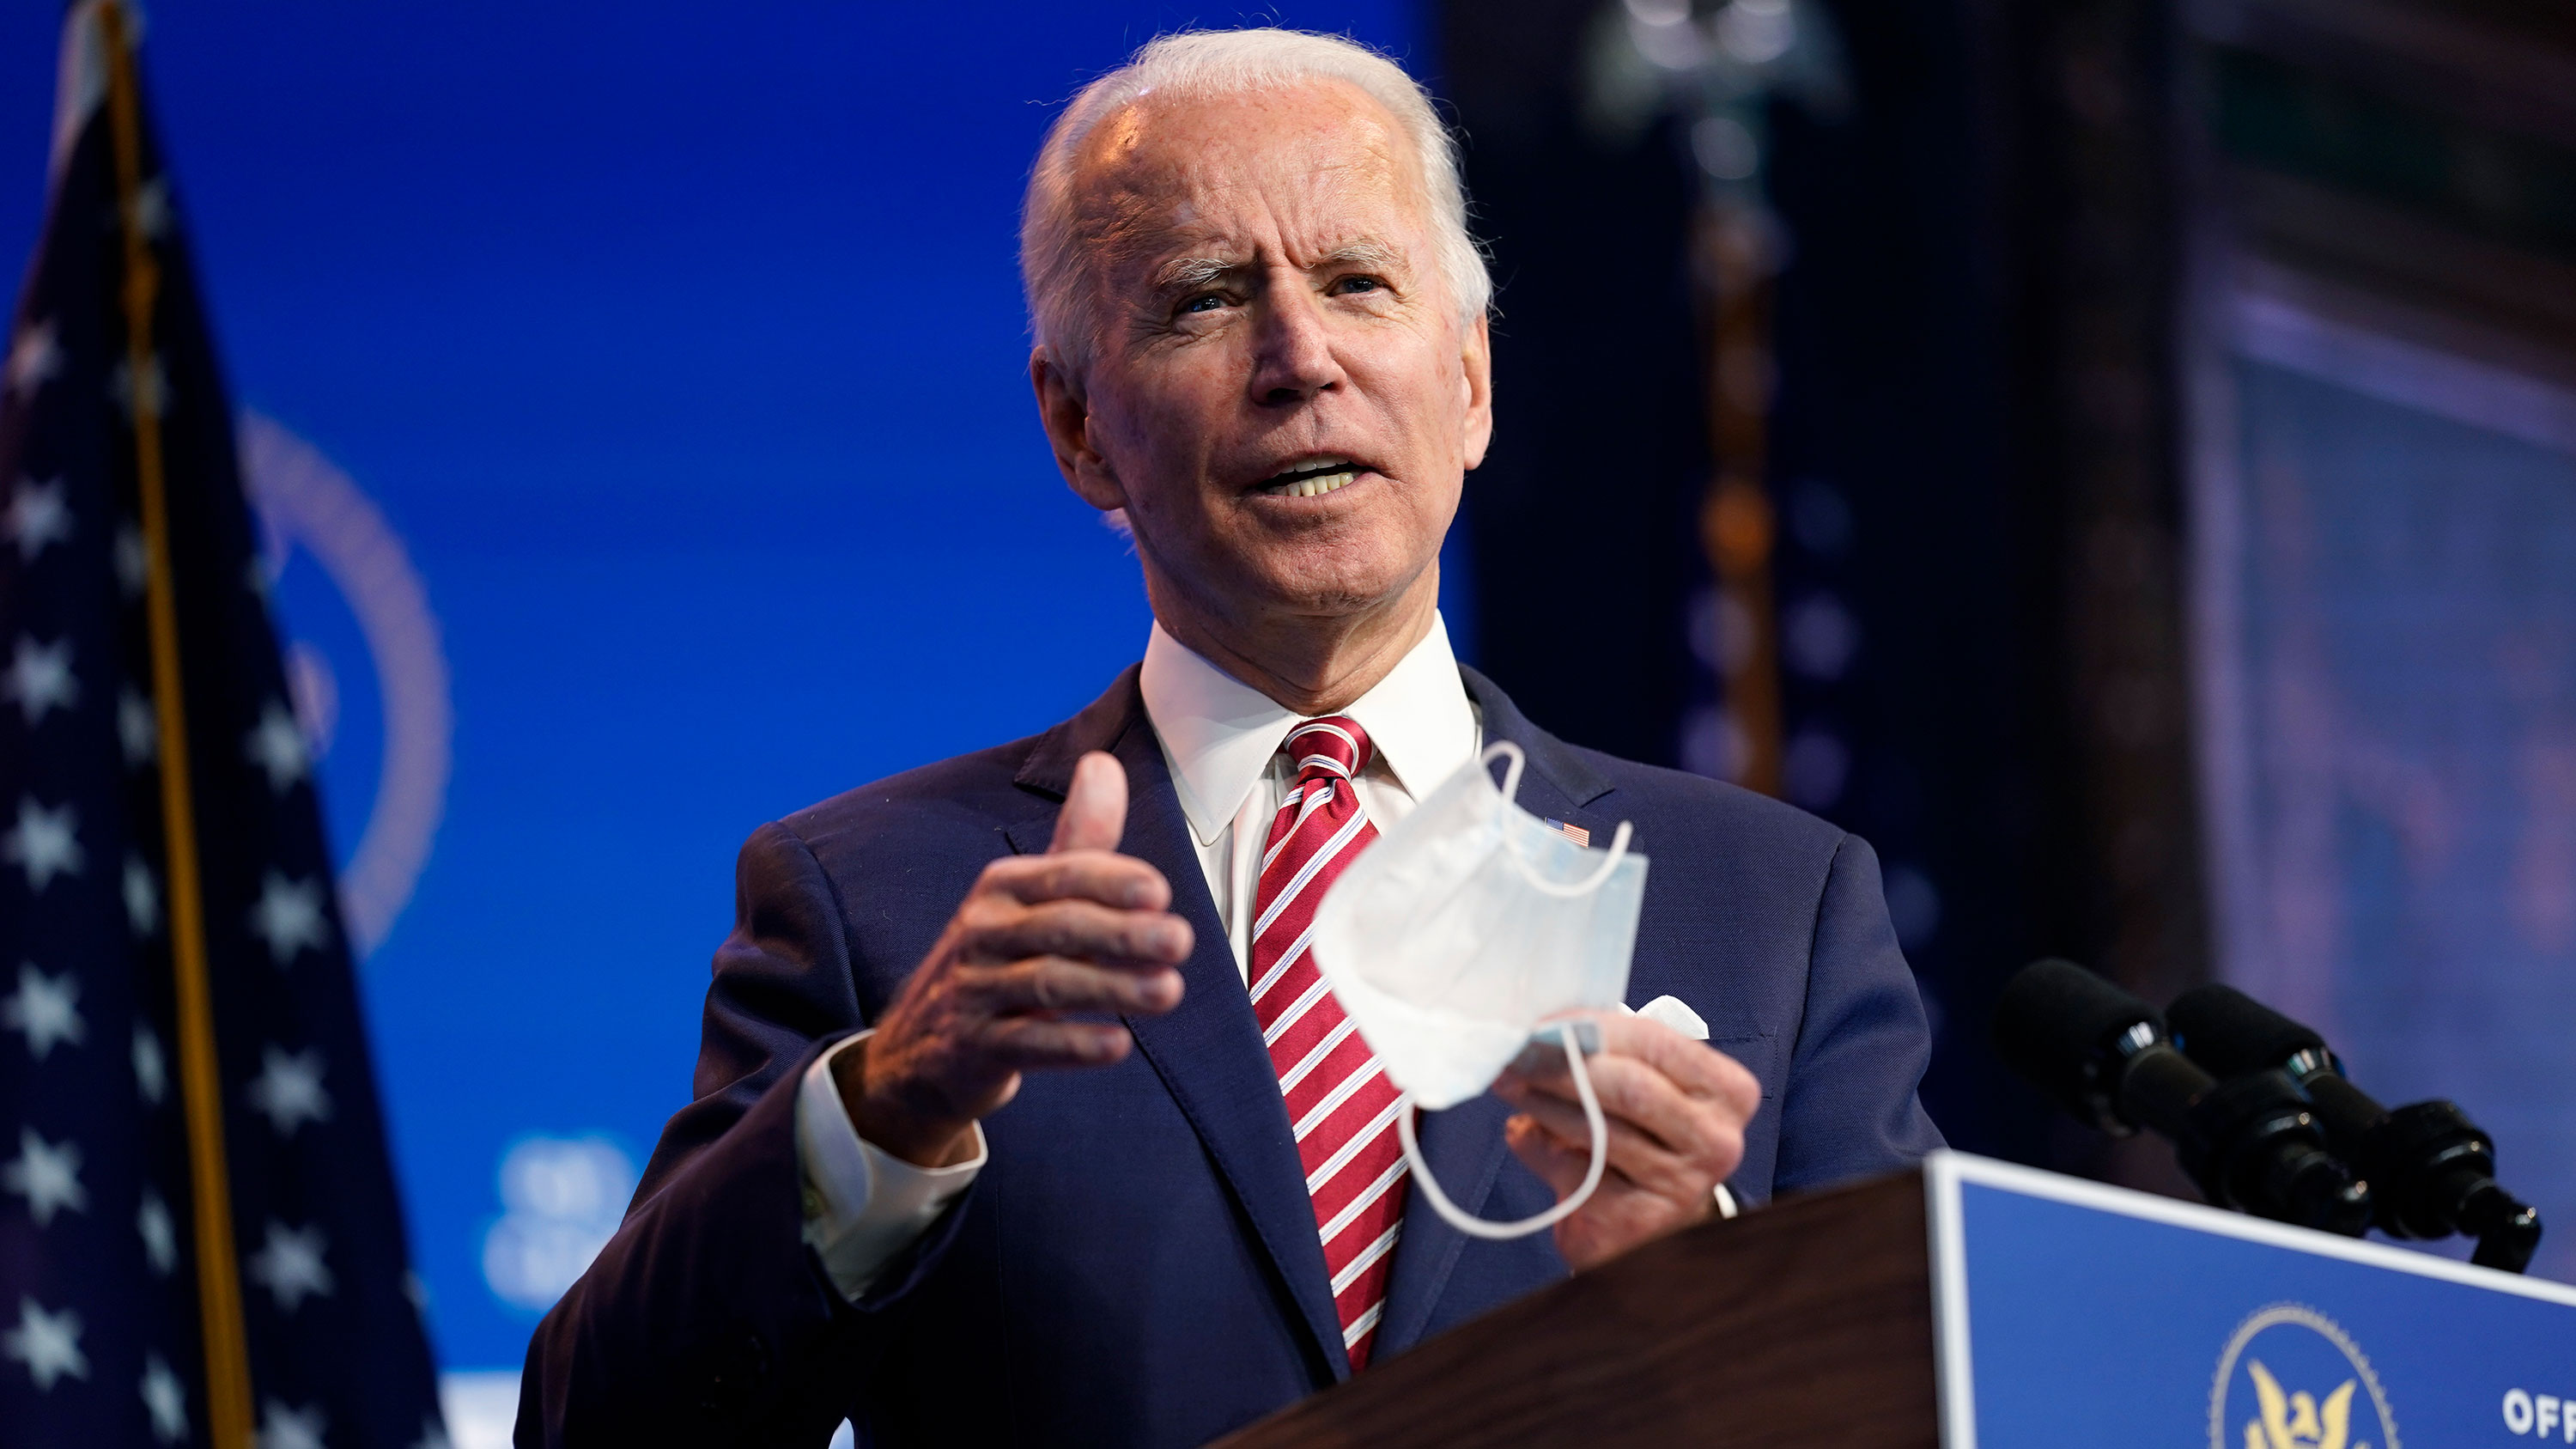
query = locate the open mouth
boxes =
[1255,458,1364,498]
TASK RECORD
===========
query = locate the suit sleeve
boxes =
[514,821,975,1447]
[1771,832,1947,1194]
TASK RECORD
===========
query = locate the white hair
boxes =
[1018,28,1492,378]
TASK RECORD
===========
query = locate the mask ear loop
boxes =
[1479,742,1635,898]
[1394,1032,1608,1240]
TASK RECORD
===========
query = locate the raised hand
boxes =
[1492,1010,1761,1269]
[835,751,1193,1166]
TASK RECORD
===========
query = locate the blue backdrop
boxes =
[0,0,1420,1373]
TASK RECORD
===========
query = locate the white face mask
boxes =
[1310,742,1648,1239]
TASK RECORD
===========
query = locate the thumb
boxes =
[1048,751,1128,854]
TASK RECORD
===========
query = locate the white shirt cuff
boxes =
[794,1030,987,1300]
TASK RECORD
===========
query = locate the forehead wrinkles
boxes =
[1066,84,1424,289]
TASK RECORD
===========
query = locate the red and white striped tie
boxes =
[1250,715,1408,1370]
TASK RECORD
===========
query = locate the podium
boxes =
[1215,1151,2576,1448]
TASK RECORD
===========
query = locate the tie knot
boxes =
[1285,715,1372,783]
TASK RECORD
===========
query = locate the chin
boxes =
[1249,544,1432,618]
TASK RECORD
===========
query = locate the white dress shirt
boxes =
[794,616,1480,1298]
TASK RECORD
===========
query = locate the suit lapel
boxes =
[1375,1088,1514,1355]
[1376,667,1619,1355]
[1006,669,1353,1381]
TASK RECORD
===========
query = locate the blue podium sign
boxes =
[1927,1153,2576,1449]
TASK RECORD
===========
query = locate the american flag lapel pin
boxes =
[1542,818,1592,848]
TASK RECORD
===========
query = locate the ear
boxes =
[1031,348,1126,513]
[1458,311,1494,471]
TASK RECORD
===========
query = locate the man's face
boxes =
[1038,80,1492,636]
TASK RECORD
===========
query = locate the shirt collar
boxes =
[1139,612,1479,845]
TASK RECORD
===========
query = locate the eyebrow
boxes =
[1154,255,1242,292]
[1318,240,1403,273]
[1149,240,1406,293]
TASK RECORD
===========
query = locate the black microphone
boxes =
[2168,983,2543,1273]
[1993,959,2372,1236]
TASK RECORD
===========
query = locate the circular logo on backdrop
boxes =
[2211,1305,2400,1449]
[239,411,453,957]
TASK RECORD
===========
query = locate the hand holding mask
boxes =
[1311,742,1648,1239]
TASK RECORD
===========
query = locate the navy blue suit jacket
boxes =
[518,666,1941,1447]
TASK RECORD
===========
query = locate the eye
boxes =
[1330,275,1385,295]
[1182,293,1228,314]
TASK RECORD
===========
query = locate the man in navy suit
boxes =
[519,27,1941,1448]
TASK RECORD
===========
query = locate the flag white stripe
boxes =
[1331,1221,1403,1297]
[1340,1300,1384,1349]
[1251,807,1370,941]
[1261,973,1333,1047]
[1307,1093,1406,1195]
[1277,1011,1358,1095]
[1318,1154,1408,1245]
[1295,1056,1386,1140]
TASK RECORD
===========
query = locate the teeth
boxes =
[1272,470,1358,498]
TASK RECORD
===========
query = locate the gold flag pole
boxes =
[100,4,257,1445]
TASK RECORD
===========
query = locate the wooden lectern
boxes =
[1215,1151,2576,1449]
[1215,1170,1939,1449]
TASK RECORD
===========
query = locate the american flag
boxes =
[0,5,446,1447]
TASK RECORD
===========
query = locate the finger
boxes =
[982,1016,1135,1069]
[1050,751,1128,854]
[1506,1079,1700,1172]
[1509,1050,1733,1166]
[1504,1114,1593,1198]
[1502,1011,1663,1093]
[1509,1105,1636,1192]
[962,899,1191,967]
[967,956,1184,1016]
[1504,1086,1722,1202]
[1510,1013,1760,1121]
[982,849,1172,910]
[1593,1013,1762,1117]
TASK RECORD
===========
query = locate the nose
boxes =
[1245,283,1344,407]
